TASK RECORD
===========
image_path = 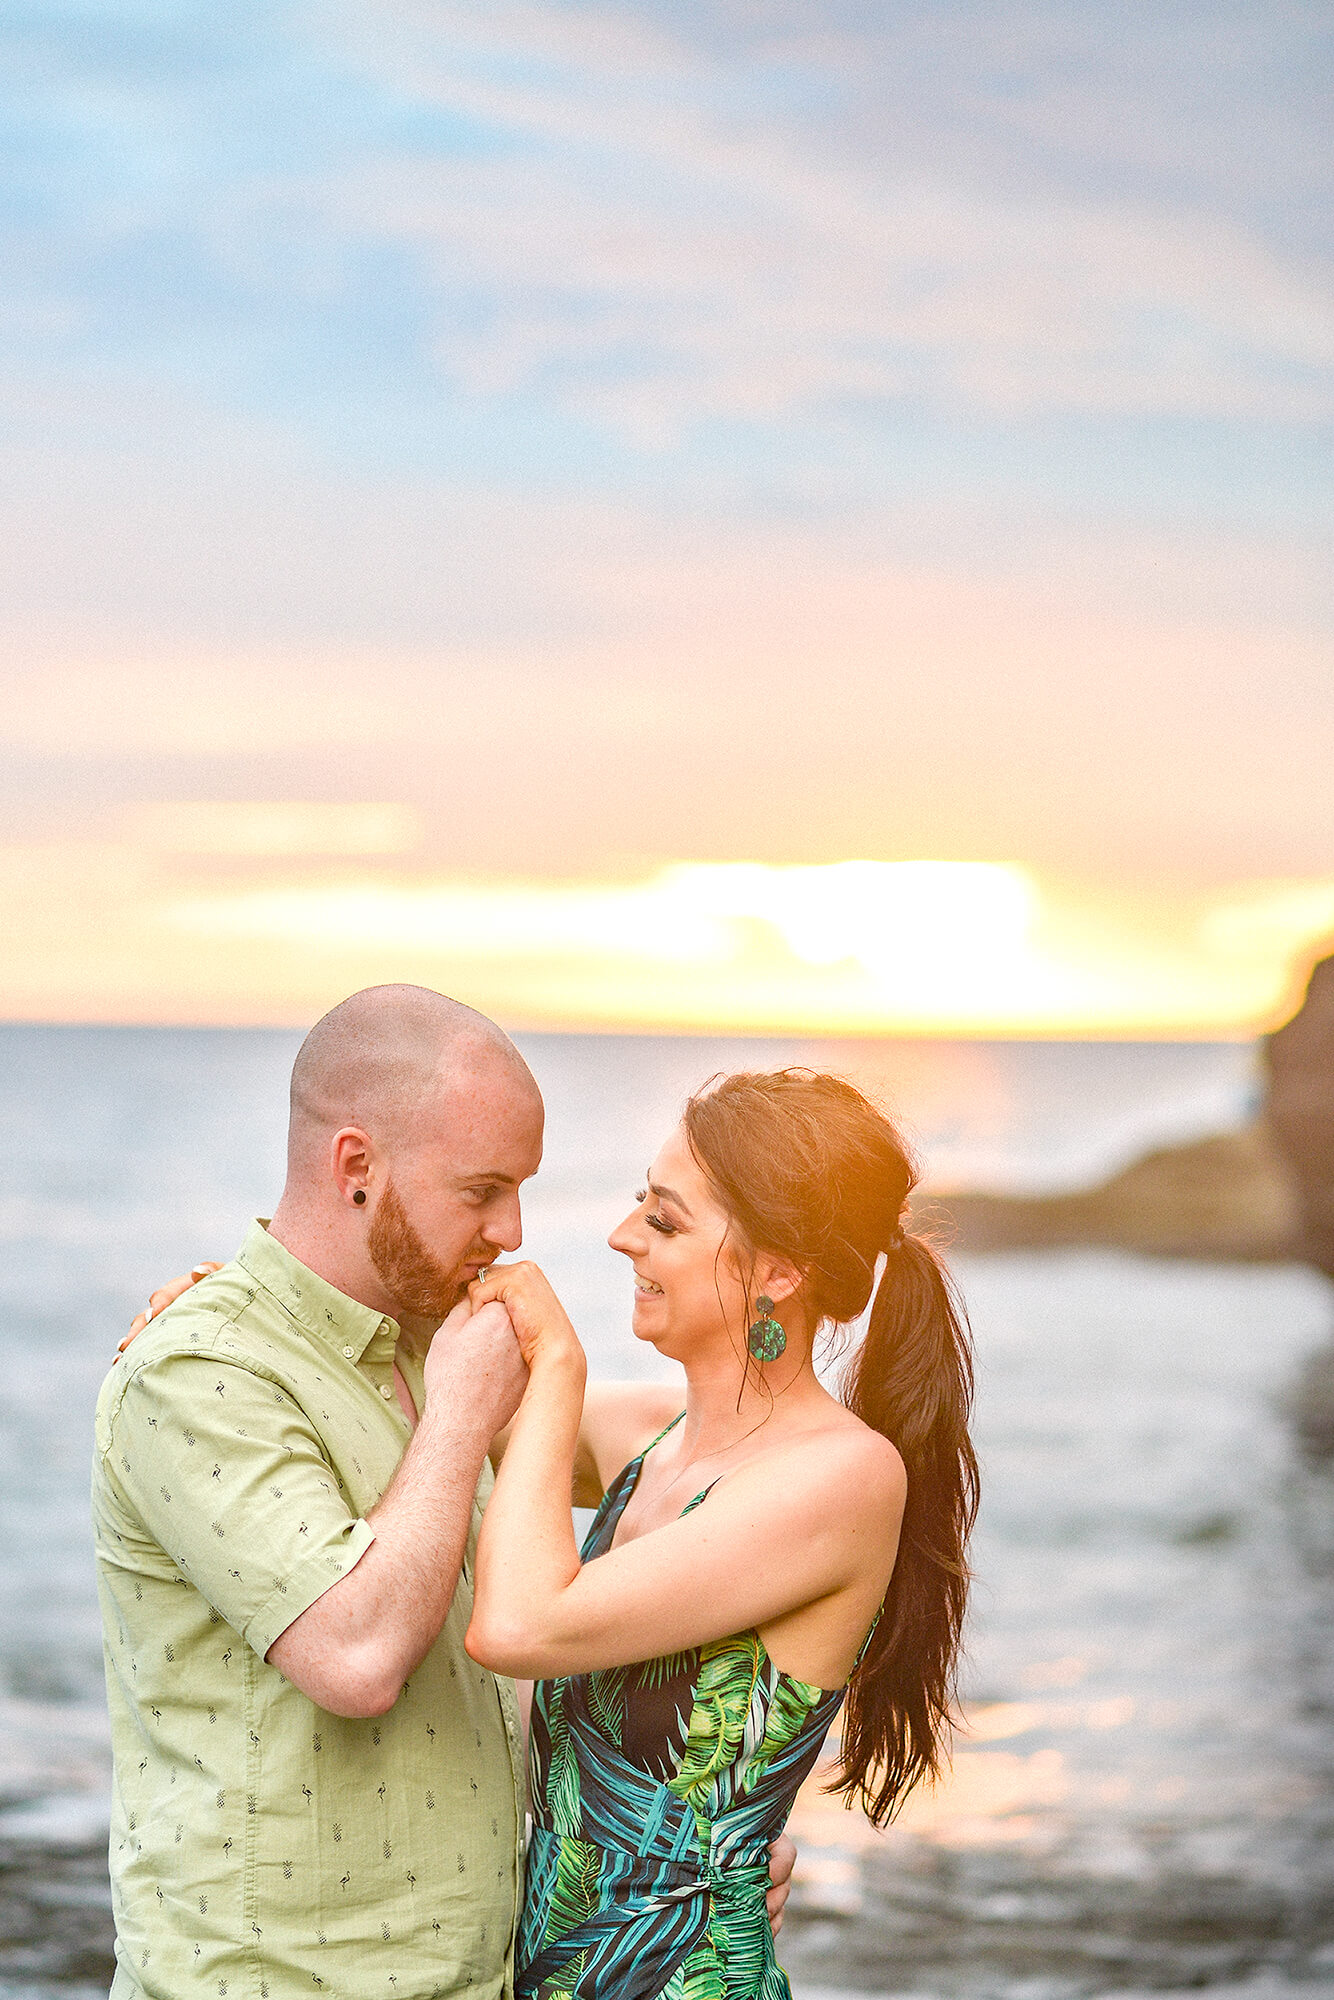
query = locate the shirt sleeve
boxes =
[100,1351,377,1659]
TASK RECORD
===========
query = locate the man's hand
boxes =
[767,1832,796,1937]
[424,1296,528,1442]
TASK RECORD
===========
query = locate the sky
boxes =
[2,0,1331,1033]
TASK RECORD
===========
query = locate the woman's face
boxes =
[606,1124,750,1360]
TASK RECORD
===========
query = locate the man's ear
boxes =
[753,1255,805,1308]
[330,1127,375,1206]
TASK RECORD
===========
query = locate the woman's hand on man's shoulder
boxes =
[117,1264,224,1356]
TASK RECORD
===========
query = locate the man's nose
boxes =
[484,1194,524,1254]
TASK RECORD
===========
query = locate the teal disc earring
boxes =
[747,1295,786,1361]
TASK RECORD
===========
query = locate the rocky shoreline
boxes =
[928,950,1334,1274]
[781,1842,1334,1998]
[0,1832,113,1996]
[931,1118,1300,1262]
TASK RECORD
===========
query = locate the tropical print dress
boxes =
[518,1416,852,2000]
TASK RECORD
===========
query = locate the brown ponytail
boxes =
[837,1230,978,1821]
[683,1068,979,1827]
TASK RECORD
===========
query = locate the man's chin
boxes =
[402,1281,470,1327]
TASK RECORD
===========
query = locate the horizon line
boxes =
[0,1014,1269,1045]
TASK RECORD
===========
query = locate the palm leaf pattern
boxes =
[517,1419,853,2000]
[586,1663,627,1747]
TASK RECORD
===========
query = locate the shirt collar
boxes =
[235,1220,399,1366]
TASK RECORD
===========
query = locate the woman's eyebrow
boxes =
[647,1177,691,1218]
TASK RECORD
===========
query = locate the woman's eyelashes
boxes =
[634,1189,678,1236]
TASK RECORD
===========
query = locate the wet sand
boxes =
[779,1707,1334,1999]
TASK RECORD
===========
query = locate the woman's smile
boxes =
[632,1273,664,1296]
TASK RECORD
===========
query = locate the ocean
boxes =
[3,1026,1333,1997]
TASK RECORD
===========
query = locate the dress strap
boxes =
[582,1410,688,1560]
[678,1478,721,1518]
[642,1408,685,1455]
[853,1605,882,1669]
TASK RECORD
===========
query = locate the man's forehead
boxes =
[413,1069,543,1162]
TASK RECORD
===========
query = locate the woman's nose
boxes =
[607,1212,640,1255]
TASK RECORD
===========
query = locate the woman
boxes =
[130,1067,978,2000]
[465,1067,977,2000]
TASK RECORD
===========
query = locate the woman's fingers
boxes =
[468,1263,520,1308]
[116,1262,224,1357]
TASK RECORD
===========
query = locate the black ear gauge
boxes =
[352,1189,367,1206]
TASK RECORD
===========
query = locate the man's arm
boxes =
[103,1298,527,1722]
[269,1298,526,1717]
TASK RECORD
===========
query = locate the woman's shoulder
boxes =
[745,1406,907,1517]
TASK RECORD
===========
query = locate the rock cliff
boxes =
[1266,953,1334,1278]
[935,949,1334,1265]
[934,1120,1299,1260]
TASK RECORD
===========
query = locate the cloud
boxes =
[1199,880,1334,967]
[120,801,424,856]
[3,829,1332,1031]
[4,0,1329,479]
[0,0,1327,940]
[311,0,1334,434]
[0,477,1328,892]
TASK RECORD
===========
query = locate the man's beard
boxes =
[366,1177,475,1323]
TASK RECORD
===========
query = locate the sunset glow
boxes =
[0,6,1327,1038]
[2,831,1328,1034]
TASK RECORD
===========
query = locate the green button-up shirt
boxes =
[92,1221,525,2000]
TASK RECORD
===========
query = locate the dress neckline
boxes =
[605,1410,717,1554]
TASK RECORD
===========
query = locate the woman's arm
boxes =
[487,1382,683,1501]
[118,1264,224,1350]
[471,1425,901,1678]
[465,1263,903,1682]
[467,1262,589,1665]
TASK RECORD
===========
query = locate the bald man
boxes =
[92,987,544,2000]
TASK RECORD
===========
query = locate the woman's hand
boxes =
[117,1263,223,1354]
[468,1261,586,1380]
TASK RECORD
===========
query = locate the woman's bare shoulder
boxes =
[745,1407,906,1517]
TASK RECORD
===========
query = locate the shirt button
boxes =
[342,1346,355,1359]
[380,1383,393,1399]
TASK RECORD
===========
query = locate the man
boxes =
[94,986,791,2000]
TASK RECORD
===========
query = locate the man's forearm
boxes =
[268,1402,493,1715]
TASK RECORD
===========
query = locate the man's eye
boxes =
[466,1186,498,1204]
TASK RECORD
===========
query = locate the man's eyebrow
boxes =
[647,1177,691,1218]
[455,1170,518,1185]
